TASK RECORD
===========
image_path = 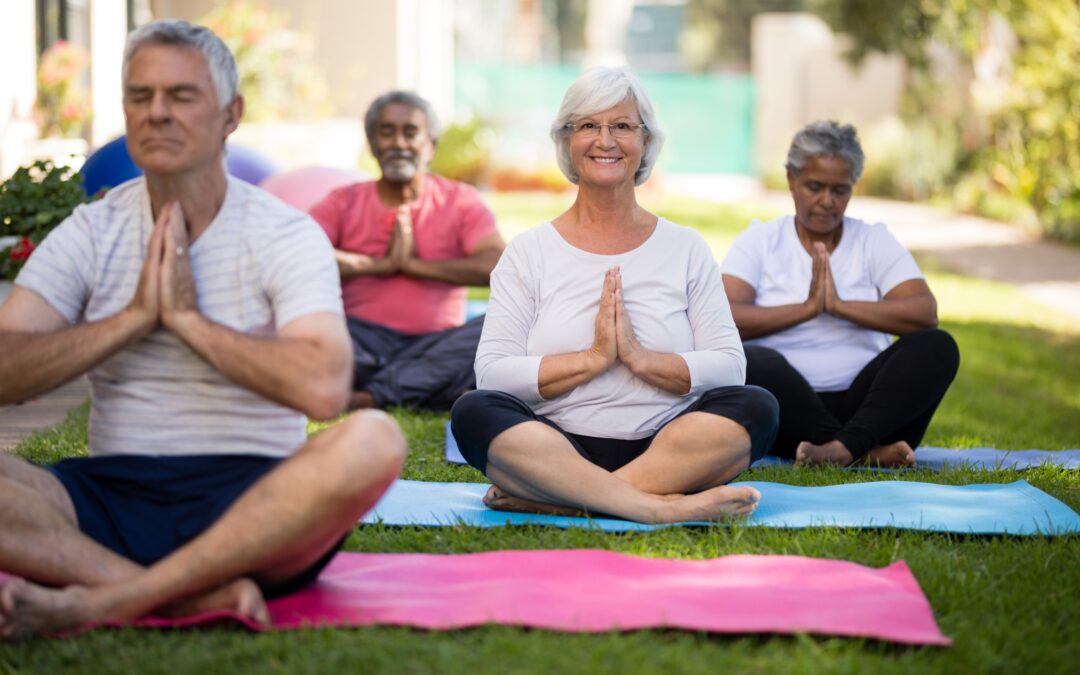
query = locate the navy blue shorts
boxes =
[45,454,342,598]
[450,386,779,474]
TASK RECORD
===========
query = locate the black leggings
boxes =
[745,328,960,460]
[450,386,779,474]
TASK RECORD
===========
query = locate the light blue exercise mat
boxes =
[362,479,1080,536]
[444,421,1080,471]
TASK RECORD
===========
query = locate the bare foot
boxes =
[795,440,854,467]
[864,441,916,468]
[0,580,98,641]
[482,485,588,517]
[161,577,270,626]
[662,485,761,523]
[348,390,377,410]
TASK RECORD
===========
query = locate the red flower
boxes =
[9,238,36,262]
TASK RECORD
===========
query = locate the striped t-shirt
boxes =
[15,176,344,458]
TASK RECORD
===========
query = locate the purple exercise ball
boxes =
[80,136,280,196]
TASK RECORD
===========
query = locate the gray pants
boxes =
[347,315,484,411]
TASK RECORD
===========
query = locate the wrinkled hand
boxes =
[128,202,169,335]
[386,207,416,275]
[160,202,199,331]
[612,267,644,371]
[806,242,829,317]
[588,268,618,371]
[815,243,841,314]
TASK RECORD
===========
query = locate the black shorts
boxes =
[45,454,343,598]
[450,386,779,474]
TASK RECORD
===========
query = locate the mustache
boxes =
[380,149,417,162]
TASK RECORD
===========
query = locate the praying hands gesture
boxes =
[127,201,200,337]
[538,267,692,400]
[724,240,938,339]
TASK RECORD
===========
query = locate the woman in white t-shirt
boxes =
[722,121,959,468]
[450,67,779,524]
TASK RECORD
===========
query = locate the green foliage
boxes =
[0,160,87,280]
[199,2,332,121]
[429,118,493,186]
[815,0,1080,242]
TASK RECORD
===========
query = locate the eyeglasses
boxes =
[565,122,647,139]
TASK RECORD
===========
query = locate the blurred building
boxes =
[1,0,905,189]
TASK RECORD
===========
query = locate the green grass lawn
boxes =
[2,192,1078,674]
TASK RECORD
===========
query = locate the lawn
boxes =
[2,192,1078,674]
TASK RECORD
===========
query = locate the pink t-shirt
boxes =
[309,175,497,334]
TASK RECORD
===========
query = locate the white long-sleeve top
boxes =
[475,218,746,440]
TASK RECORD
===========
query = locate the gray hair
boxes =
[364,91,442,147]
[123,19,238,109]
[785,120,865,182]
[549,67,665,187]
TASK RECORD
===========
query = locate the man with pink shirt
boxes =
[310,91,505,410]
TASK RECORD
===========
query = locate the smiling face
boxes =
[123,43,241,178]
[568,98,646,189]
[787,154,855,237]
[371,103,436,183]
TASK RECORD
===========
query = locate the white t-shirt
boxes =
[721,215,923,392]
[475,219,746,440]
[15,176,343,458]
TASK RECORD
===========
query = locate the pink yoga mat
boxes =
[1,551,951,645]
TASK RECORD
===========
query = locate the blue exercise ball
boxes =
[225,144,280,185]
[80,136,141,197]
[80,136,280,197]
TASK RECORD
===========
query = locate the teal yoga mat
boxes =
[444,422,1080,470]
[362,479,1080,535]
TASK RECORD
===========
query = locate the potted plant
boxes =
[0,160,88,287]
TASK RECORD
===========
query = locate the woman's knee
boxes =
[900,328,960,374]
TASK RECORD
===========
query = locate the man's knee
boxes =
[326,410,408,482]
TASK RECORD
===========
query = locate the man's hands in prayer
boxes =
[127,201,201,336]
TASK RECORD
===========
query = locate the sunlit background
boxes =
[1,0,1077,243]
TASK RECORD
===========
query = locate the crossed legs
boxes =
[0,410,406,640]
[451,388,777,523]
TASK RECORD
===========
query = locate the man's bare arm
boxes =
[159,213,350,419]
[165,310,352,421]
[401,233,505,286]
[0,211,168,405]
[0,290,156,405]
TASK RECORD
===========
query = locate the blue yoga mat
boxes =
[444,422,1080,471]
[363,479,1080,536]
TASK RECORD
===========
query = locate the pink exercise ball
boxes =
[259,166,368,212]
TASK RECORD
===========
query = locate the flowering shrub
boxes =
[35,40,92,138]
[0,160,87,280]
[200,2,332,121]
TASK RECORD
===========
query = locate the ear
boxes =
[222,94,244,138]
[786,168,796,190]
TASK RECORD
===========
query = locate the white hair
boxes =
[123,19,238,109]
[786,120,865,182]
[549,67,665,186]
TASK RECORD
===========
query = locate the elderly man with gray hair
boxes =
[0,20,406,639]
[309,91,505,412]
[722,120,959,469]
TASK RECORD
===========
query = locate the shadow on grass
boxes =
[930,319,1080,449]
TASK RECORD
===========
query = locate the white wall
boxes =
[752,13,905,176]
[0,1,41,178]
[89,0,127,146]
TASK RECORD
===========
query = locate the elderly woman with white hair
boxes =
[450,67,778,524]
[722,121,959,468]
